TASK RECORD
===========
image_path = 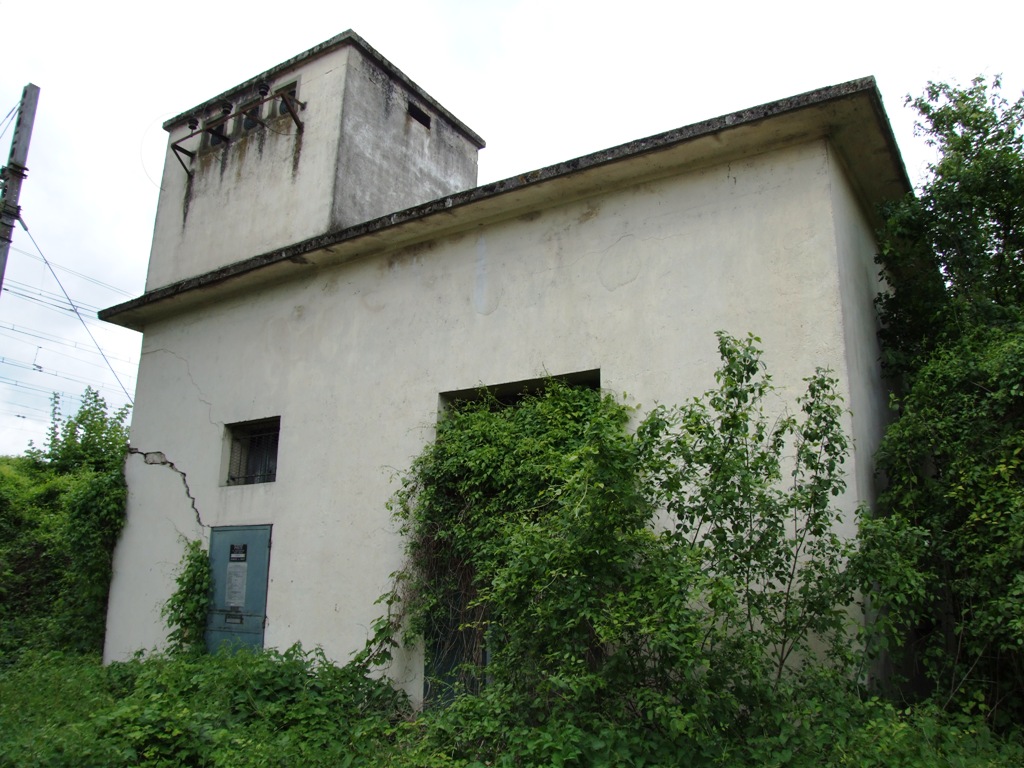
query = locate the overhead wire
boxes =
[4,277,107,313]
[10,245,135,297]
[0,324,138,372]
[1,356,132,396]
[0,343,137,381]
[2,285,109,320]
[0,100,18,142]
[0,376,86,400]
[0,318,138,421]
[1,285,115,328]
[0,407,43,419]
[0,322,132,433]
[0,378,94,428]
[15,218,135,404]
[2,286,77,313]
[0,401,53,425]
[1,398,53,416]
[0,324,137,365]
[2,421,47,440]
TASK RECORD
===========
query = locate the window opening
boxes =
[277,85,296,115]
[407,101,432,129]
[240,100,262,132]
[226,417,280,485]
[204,101,233,148]
[439,369,601,411]
[275,83,304,133]
[427,369,601,704]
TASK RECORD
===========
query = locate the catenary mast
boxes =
[0,83,40,298]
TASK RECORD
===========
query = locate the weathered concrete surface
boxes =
[330,49,480,230]
[145,32,481,293]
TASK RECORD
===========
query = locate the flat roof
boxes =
[163,30,485,150]
[102,76,910,332]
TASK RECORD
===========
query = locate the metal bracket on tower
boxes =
[277,91,304,133]
[168,86,305,177]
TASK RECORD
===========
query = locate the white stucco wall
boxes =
[827,145,890,515]
[105,138,886,699]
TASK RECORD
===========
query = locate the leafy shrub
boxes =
[872,77,1024,724]
[0,645,409,767]
[0,651,121,766]
[0,388,129,661]
[4,647,1023,768]
[869,322,1024,724]
[389,333,865,765]
[162,539,214,656]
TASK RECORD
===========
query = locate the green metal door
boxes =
[206,525,272,652]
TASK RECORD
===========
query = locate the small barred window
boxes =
[226,417,280,485]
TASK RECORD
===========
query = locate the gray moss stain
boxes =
[291,129,303,179]
[398,240,436,259]
[180,115,306,226]
[218,143,230,181]
[234,136,251,183]
[182,172,193,227]
[365,59,395,117]
[578,202,600,223]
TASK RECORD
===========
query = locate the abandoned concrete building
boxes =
[99,30,910,699]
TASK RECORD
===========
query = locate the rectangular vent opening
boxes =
[408,102,432,129]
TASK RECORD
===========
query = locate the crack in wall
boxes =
[145,348,217,425]
[128,447,206,529]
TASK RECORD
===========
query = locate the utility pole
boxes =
[0,83,40,298]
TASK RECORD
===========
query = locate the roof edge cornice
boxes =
[103,77,909,330]
[162,30,485,149]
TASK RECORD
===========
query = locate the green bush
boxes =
[387,333,867,765]
[4,648,1022,768]
[161,539,214,656]
[0,388,129,661]
[872,77,1024,724]
[0,645,408,767]
[0,651,121,766]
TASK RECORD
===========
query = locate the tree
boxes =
[870,77,1024,726]
[877,77,1024,376]
[31,387,131,474]
[0,388,130,658]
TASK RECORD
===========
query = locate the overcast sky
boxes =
[0,0,1020,455]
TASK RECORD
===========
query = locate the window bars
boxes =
[227,418,280,485]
